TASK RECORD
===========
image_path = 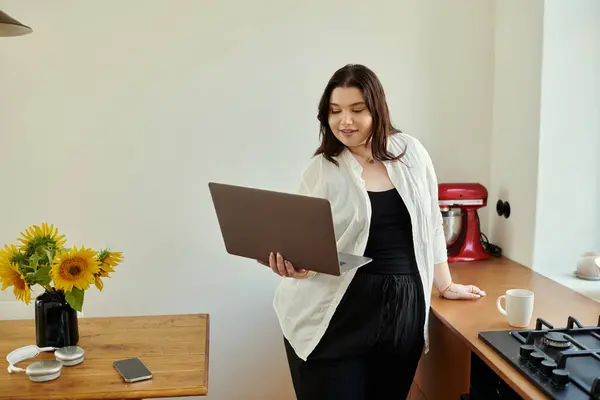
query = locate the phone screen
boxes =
[113,357,153,382]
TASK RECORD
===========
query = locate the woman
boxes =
[264,64,486,400]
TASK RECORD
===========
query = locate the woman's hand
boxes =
[440,283,486,300]
[257,252,311,278]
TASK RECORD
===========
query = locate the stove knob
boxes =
[551,369,570,388]
[519,344,535,360]
[529,351,545,369]
[541,360,557,377]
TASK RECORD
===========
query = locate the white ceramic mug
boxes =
[496,289,534,328]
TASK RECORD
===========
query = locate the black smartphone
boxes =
[113,357,153,383]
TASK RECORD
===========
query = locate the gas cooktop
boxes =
[479,316,600,399]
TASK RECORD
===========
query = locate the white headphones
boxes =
[6,345,85,382]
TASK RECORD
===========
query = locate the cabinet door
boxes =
[414,313,470,400]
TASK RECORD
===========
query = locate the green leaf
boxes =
[32,266,52,285]
[29,253,40,270]
[35,246,46,259]
[65,288,84,312]
[43,248,54,265]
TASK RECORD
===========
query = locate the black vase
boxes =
[35,290,79,348]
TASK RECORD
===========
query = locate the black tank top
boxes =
[359,188,419,275]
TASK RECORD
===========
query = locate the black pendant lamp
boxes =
[0,9,32,37]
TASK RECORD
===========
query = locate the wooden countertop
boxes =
[433,257,600,399]
[0,313,209,400]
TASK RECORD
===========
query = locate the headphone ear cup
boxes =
[25,360,63,382]
[54,345,85,366]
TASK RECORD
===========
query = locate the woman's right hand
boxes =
[257,252,311,278]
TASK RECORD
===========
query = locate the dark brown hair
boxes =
[314,64,404,165]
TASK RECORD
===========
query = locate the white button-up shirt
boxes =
[273,132,447,361]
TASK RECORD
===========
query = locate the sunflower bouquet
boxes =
[0,222,123,312]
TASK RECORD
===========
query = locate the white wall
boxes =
[488,0,600,279]
[0,1,494,399]
[488,0,545,268]
[533,0,600,275]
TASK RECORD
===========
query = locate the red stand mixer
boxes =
[438,183,491,262]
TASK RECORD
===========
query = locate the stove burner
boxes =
[542,332,571,348]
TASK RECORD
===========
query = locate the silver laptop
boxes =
[208,182,372,276]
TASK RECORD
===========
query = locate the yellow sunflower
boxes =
[0,263,31,304]
[51,245,100,292]
[0,244,22,266]
[94,275,104,291]
[18,222,67,253]
[94,250,123,291]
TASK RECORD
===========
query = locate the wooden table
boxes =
[0,313,209,400]
[413,257,600,399]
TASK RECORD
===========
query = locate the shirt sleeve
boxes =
[413,138,448,264]
[292,158,326,278]
[295,157,326,198]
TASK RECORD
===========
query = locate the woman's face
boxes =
[328,86,373,150]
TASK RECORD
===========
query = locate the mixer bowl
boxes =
[442,208,463,246]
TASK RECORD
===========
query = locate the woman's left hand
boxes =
[441,283,486,300]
